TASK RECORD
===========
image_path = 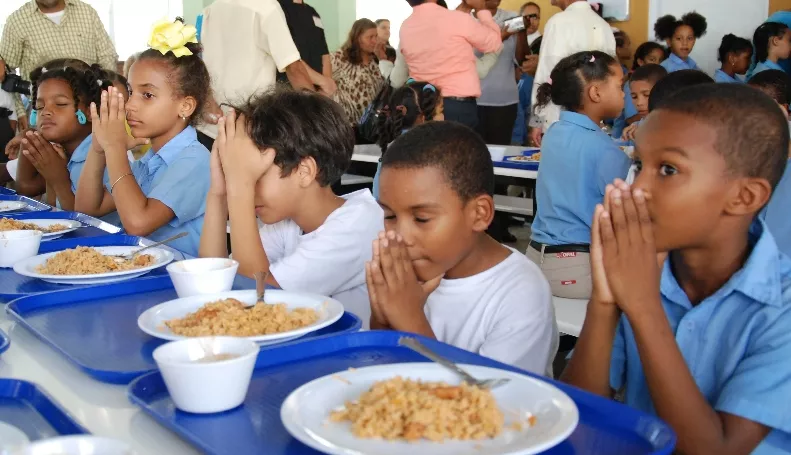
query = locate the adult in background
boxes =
[199,0,315,147]
[528,0,615,146]
[399,0,503,129]
[376,19,391,47]
[0,0,118,130]
[512,1,542,144]
[277,0,337,96]
[330,19,386,127]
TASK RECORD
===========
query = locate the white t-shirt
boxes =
[45,10,65,25]
[258,189,384,327]
[425,248,558,376]
[0,89,18,121]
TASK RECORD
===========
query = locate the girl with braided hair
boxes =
[371,79,443,198]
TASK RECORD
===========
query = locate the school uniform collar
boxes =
[715,69,738,83]
[67,134,92,164]
[668,52,696,68]
[660,219,784,309]
[559,111,600,131]
[140,126,197,168]
[762,60,784,71]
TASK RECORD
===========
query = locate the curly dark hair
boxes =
[632,41,666,70]
[230,86,354,187]
[534,51,618,113]
[374,81,442,155]
[753,22,788,64]
[341,19,377,65]
[135,18,210,126]
[648,70,713,112]
[654,12,707,41]
[748,69,791,106]
[30,60,113,113]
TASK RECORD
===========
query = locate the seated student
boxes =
[611,43,667,140]
[199,88,383,327]
[372,79,443,199]
[751,70,791,257]
[367,121,557,375]
[654,12,708,73]
[751,22,791,79]
[715,34,753,83]
[562,83,791,455]
[0,85,18,186]
[76,19,211,257]
[528,51,632,300]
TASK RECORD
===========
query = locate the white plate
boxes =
[0,202,27,213]
[281,363,579,455]
[0,422,30,451]
[2,219,82,241]
[12,246,173,285]
[6,436,135,455]
[138,289,344,346]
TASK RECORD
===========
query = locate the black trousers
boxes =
[476,103,518,145]
[443,97,478,130]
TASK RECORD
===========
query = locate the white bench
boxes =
[552,297,588,337]
[494,195,533,216]
[341,174,374,186]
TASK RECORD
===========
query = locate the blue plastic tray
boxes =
[495,148,540,171]
[0,187,16,195]
[4,211,122,240]
[0,379,88,440]
[6,278,362,384]
[0,235,180,303]
[0,194,51,214]
[0,328,8,355]
[128,331,676,455]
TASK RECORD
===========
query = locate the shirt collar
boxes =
[68,134,92,164]
[763,60,784,71]
[669,53,695,67]
[566,1,593,12]
[28,0,77,14]
[559,111,600,131]
[145,126,198,167]
[660,219,785,309]
[715,69,737,82]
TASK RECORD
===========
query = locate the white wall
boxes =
[649,0,769,75]
[356,0,462,49]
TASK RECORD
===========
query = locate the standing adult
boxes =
[0,0,118,130]
[330,19,386,126]
[376,19,391,46]
[512,1,541,145]
[199,0,315,147]
[399,0,503,129]
[528,0,615,146]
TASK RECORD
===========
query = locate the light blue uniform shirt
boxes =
[57,134,92,209]
[714,69,744,83]
[531,111,632,245]
[762,159,791,258]
[611,84,638,140]
[104,126,209,256]
[751,60,785,80]
[610,220,791,454]
[660,53,700,73]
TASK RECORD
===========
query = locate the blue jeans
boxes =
[443,98,478,130]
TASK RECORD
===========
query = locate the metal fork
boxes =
[245,271,269,310]
[111,232,188,261]
[398,337,510,390]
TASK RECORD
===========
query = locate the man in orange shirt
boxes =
[399,0,503,129]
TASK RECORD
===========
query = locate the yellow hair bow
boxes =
[148,19,198,57]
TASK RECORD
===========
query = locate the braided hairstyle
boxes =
[534,51,618,113]
[30,59,95,112]
[135,18,211,126]
[374,80,442,154]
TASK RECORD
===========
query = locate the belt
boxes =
[529,240,590,254]
[443,96,477,102]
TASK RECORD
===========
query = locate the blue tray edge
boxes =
[0,327,8,355]
[0,378,90,436]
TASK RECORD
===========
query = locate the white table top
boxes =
[0,312,198,455]
[352,144,538,180]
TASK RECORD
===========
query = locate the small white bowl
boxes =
[153,336,258,414]
[0,230,42,268]
[487,146,507,162]
[166,258,239,298]
[8,436,135,455]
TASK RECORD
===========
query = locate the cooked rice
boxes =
[0,218,68,233]
[330,377,504,442]
[165,298,319,337]
[35,246,155,275]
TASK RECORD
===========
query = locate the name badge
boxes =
[313,16,323,29]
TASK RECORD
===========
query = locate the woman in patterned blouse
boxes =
[331,19,386,125]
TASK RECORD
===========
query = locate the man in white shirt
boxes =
[528,0,615,146]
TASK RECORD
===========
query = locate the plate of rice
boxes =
[0,202,27,213]
[137,289,345,345]
[0,218,81,240]
[13,246,174,285]
[281,363,579,455]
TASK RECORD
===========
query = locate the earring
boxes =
[76,109,87,125]
[180,115,187,121]
[29,110,38,127]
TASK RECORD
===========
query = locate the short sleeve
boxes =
[715,309,791,433]
[0,18,23,68]
[312,9,329,56]
[596,142,632,195]
[609,316,627,391]
[257,222,289,265]
[260,3,302,72]
[147,155,210,227]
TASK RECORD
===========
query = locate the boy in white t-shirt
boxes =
[367,122,558,375]
[200,88,383,326]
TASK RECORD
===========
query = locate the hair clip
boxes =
[547,77,552,85]
[406,77,417,85]
[97,79,103,86]
[41,67,48,74]
[395,105,408,115]
[589,55,596,63]
[423,83,437,93]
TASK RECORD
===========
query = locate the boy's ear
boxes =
[296,156,319,187]
[723,177,773,217]
[467,194,495,232]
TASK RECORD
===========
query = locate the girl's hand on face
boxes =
[21,131,69,184]
[216,109,275,194]
[90,87,130,156]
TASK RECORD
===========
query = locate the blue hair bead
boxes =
[76,109,87,125]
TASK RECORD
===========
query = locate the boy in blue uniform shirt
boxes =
[563,83,791,454]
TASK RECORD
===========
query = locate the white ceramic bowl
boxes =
[488,146,507,162]
[152,336,258,414]
[7,436,135,455]
[166,258,239,298]
[0,230,42,268]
